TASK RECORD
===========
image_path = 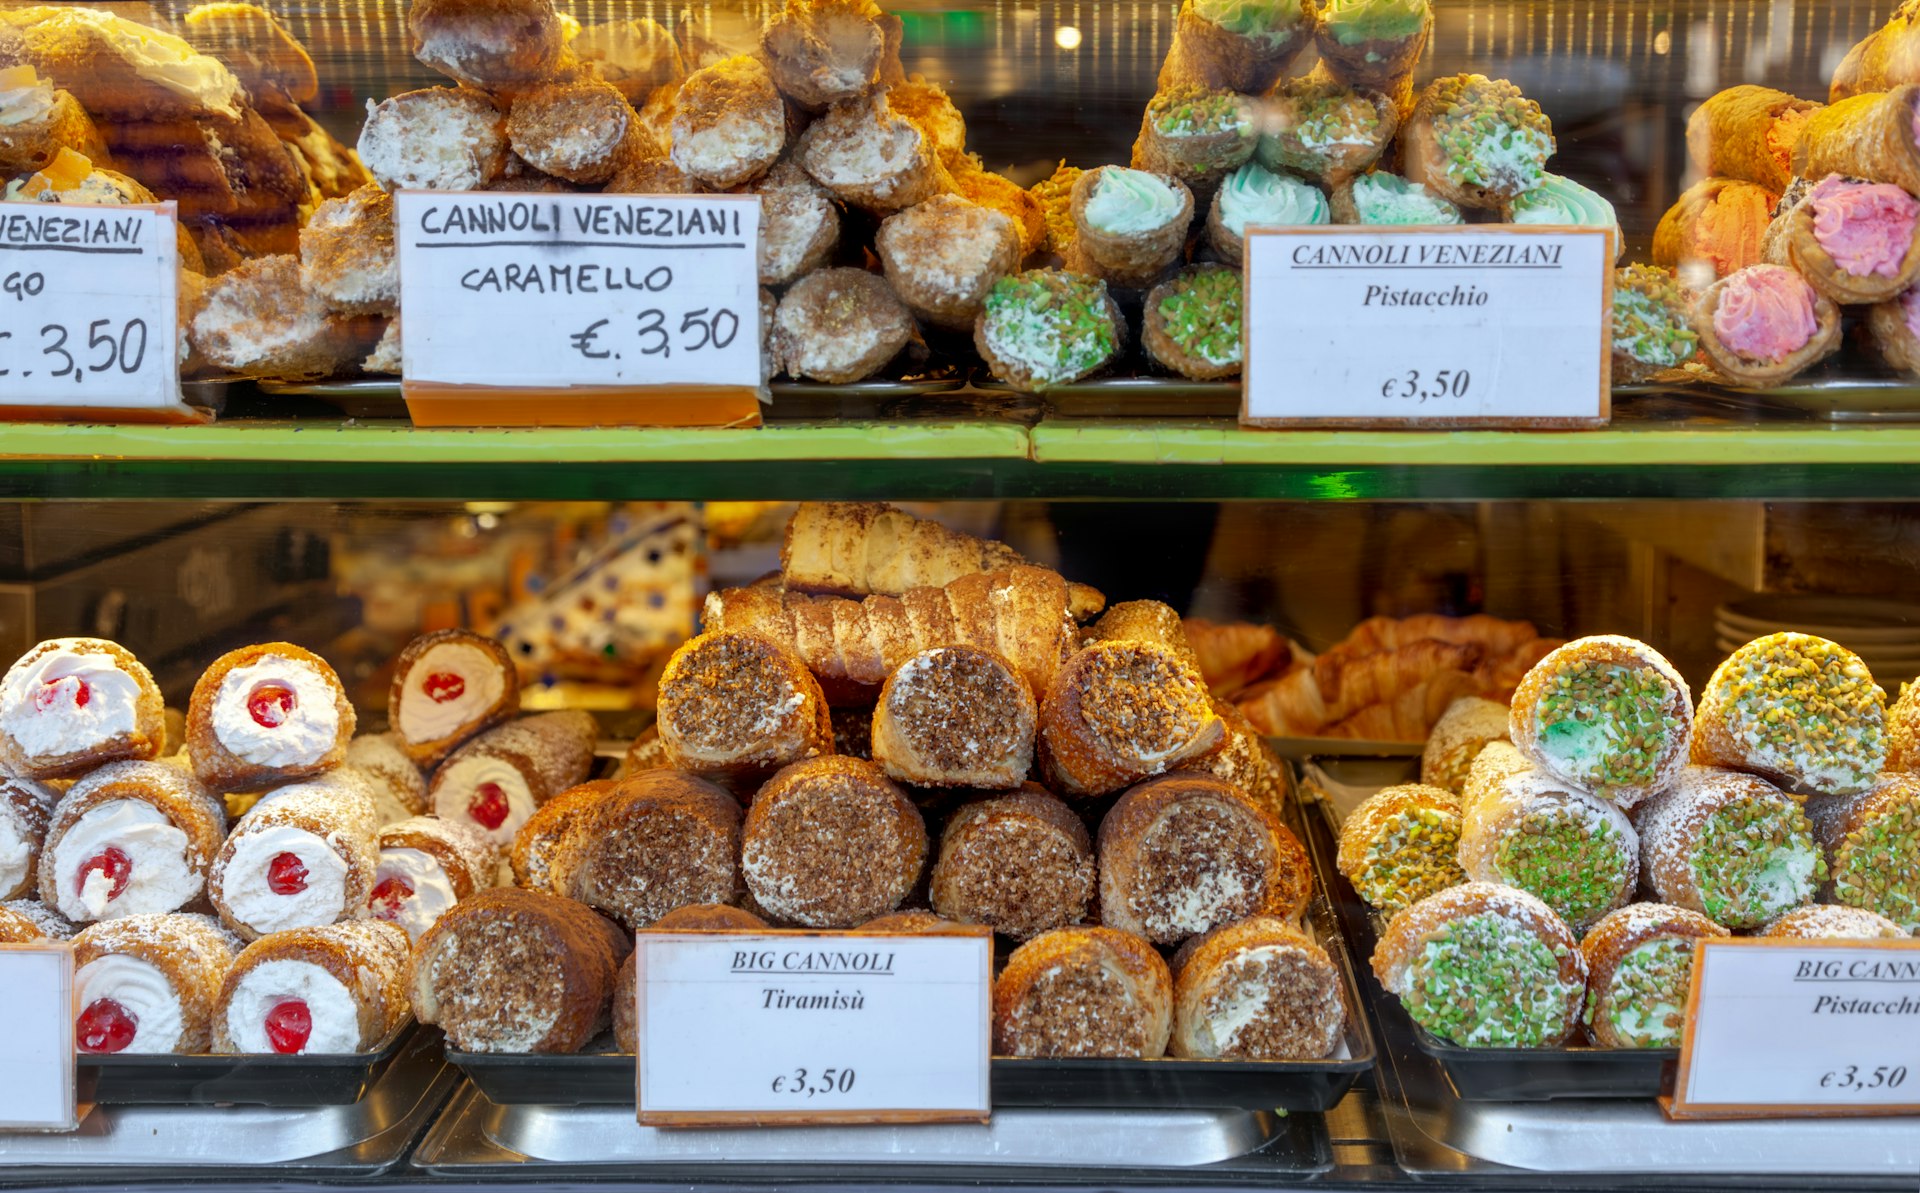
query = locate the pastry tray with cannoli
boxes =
[77,1019,418,1107]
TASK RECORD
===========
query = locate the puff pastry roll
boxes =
[429,711,598,848]
[339,732,428,826]
[0,774,57,901]
[1693,633,1886,797]
[1761,903,1908,940]
[0,898,75,943]
[0,638,165,779]
[930,786,1093,940]
[38,761,226,924]
[73,912,239,1054]
[1458,764,1639,933]
[1336,782,1466,916]
[365,816,498,942]
[741,756,926,927]
[993,926,1172,1058]
[1039,641,1225,799]
[213,920,410,1054]
[656,631,833,795]
[209,777,377,940]
[1635,766,1824,929]
[1804,773,1920,932]
[872,646,1036,790]
[388,629,520,768]
[1508,635,1692,808]
[553,770,742,930]
[1578,903,1727,1048]
[510,778,617,892]
[187,643,355,794]
[1419,696,1511,795]
[1170,916,1345,1060]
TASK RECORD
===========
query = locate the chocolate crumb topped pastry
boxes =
[1039,641,1225,799]
[1401,73,1555,209]
[741,756,928,927]
[1579,903,1727,1048]
[1336,782,1466,916]
[1420,696,1511,795]
[930,786,1094,940]
[615,903,771,1051]
[1458,764,1639,932]
[1761,903,1908,940]
[1169,916,1345,1060]
[1098,772,1311,945]
[1805,774,1920,932]
[510,779,617,893]
[993,925,1173,1058]
[871,646,1036,790]
[1693,633,1886,797]
[1143,265,1244,381]
[553,771,743,930]
[656,630,833,795]
[1509,636,1693,808]
[975,268,1126,392]
[1635,765,1825,929]
[1372,882,1587,1048]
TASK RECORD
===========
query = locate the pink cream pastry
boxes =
[1806,175,1920,279]
[1695,264,1840,385]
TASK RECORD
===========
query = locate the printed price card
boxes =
[1669,937,1920,1119]
[0,943,77,1131]
[636,930,992,1126]
[1242,225,1613,428]
[0,202,192,423]
[395,192,762,426]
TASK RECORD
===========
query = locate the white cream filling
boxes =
[50,800,196,921]
[47,9,241,115]
[0,80,56,127]
[0,819,30,895]
[211,656,342,769]
[396,643,506,747]
[0,646,141,763]
[431,756,535,846]
[76,954,183,1054]
[221,824,350,935]
[364,846,458,941]
[223,960,361,1054]
[1200,947,1292,1052]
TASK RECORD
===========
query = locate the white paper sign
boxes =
[0,944,76,1131]
[1672,939,1920,1117]
[0,202,180,414]
[636,931,991,1125]
[396,192,761,392]
[1242,225,1612,426]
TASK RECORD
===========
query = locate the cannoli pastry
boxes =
[751,158,840,287]
[669,55,786,189]
[209,777,376,940]
[974,268,1126,392]
[0,7,244,120]
[1133,85,1257,197]
[871,646,1036,789]
[1401,74,1554,209]
[1099,772,1311,945]
[606,151,701,196]
[993,925,1173,1058]
[72,913,238,1054]
[429,711,599,847]
[1692,265,1843,387]
[1200,700,1290,816]
[1686,85,1823,193]
[506,77,637,185]
[509,778,616,892]
[365,816,497,942]
[573,18,683,101]
[740,756,927,927]
[1506,174,1622,255]
[1868,285,1920,377]
[1578,903,1727,1049]
[0,774,56,901]
[39,762,225,925]
[1336,782,1466,915]
[180,3,318,110]
[1761,903,1909,940]
[0,638,164,780]
[1805,774,1920,931]
[1040,642,1225,799]
[1508,636,1691,808]
[1086,599,1201,664]
[1206,162,1329,265]
[772,268,915,384]
[1459,765,1638,932]
[1612,264,1702,383]
[948,155,1047,257]
[1330,171,1462,225]
[1797,85,1920,194]
[614,902,770,1050]
[656,630,832,792]
[356,88,507,193]
[876,195,1022,331]
[191,255,375,381]
[0,65,105,176]
[1256,76,1397,187]
[339,733,427,826]
[1314,0,1431,94]
[213,920,408,1054]
[407,0,564,90]
[389,629,521,768]
[1144,265,1243,381]
[1653,177,1777,284]
[552,770,742,930]
[298,185,396,317]
[1030,163,1084,256]
[760,0,890,111]
[1068,166,1194,289]
[1891,678,1920,770]
[1,146,148,205]
[0,899,74,942]
[186,643,355,795]
[929,786,1093,940]
[1693,633,1885,796]
[798,90,943,213]
[412,887,628,1053]
[1461,739,1530,814]
[890,75,967,165]
[1766,174,1920,304]
[1419,697,1510,795]
[1170,916,1345,1059]
[1157,0,1317,94]
[1635,766,1824,929]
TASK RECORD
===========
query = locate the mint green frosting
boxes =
[1350,173,1461,225]
[1085,167,1182,236]
[1321,0,1428,46]
[1192,0,1308,48]
[1219,163,1328,234]
[1510,173,1614,227]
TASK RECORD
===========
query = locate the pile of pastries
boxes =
[1337,632,1920,1050]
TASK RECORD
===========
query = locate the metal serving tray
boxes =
[78,1019,414,1107]
[974,376,1242,418]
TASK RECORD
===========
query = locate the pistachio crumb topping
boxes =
[1536,660,1682,792]
[1150,84,1253,139]
[1714,634,1886,792]
[1691,795,1825,928]
[1832,796,1920,932]
[1353,807,1464,915]
[1156,268,1243,367]
[1589,937,1693,1048]
[1613,266,1698,368]
[1427,74,1553,190]
[1490,809,1633,929]
[1402,911,1578,1047]
[983,269,1117,385]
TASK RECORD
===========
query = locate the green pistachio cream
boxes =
[1426,74,1555,192]
[1192,0,1310,47]
[981,269,1118,388]
[1613,265,1697,369]
[1510,173,1619,235]
[1489,804,1635,931]
[1155,266,1244,368]
[1321,0,1430,46]
[1831,796,1920,932]
[1349,172,1462,225]
[1689,795,1825,929]
[1085,167,1184,236]
[1219,162,1329,235]
[1400,911,1580,1047]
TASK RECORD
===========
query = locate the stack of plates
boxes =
[1715,595,1920,690]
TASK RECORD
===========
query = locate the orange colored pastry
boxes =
[1184,619,1289,698]
[1686,85,1821,193]
[1038,641,1225,798]
[1652,177,1777,283]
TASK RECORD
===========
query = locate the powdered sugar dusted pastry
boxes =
[1462,739,1530,815]
[1762,903,1908,940]
[339,733,427,826]
[0,638,164,779]
[407,0,563,90]
[656,630,833,794]
[187,643,355,794]
[751,157,840,286]
[0,899,73,942]
[1459,764,1638,932]
[553,770,742,929]
[191,255,371,381]
[39,762,225,925]
[389,630,520,768]
[772,268,914,384]
[363,318,402,375]
[1170,916,1344,1060]
[1693,633,1886,797]
[1578,903,1727,1048]
[1039,641,1225,799]
[1200,700,1289,817]
[930,786,1092,940]
[1336,782,1466,916]
[1805,774,1920,931]
[299,185,395,316]
[798,91,943,213]
[72,912,238,1054]
[1098,772,1310,945]
[365,816,496,942]
[429,711,598,848]
[357,87,508,192]
[671,55,786,189]
[872,646,1036,790]
[614,902,769,1050]
[510,779,616,892]
[1635,765,1823,929]
[574,18,683,100]
[1508,636,1692,808]
[742,756,927,927]
[209,778,376,941]
[506,77,636,184]
[994,925,1172,1058]
[760,0,889,110]
[0,774,56,901]
[876,194,1022,331]
[1420,697,1510,795]
[214,920,409,1054]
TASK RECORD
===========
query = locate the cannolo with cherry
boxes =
[186,643,356,794]
[428,711,598,847]
[388,630,521,768]
[0,638,165,780]
[37,761,226,925]
[364,816,497,941]
[72,912,239,1055]
[212,920,410,1054]
[208,777,377,940]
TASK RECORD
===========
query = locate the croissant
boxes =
[1323,669,1481,740]
[1334,614,1539,662]
[1234,667,1325,737]
[1315,639,1485,727]
[1183,619,1289,698]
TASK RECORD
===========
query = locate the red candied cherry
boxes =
[247,682,297,729]
[33,675,90,712]
[267,851,309,895]
[468,782,509,830]
[423,672,466,703]
[76,847,132,901]
[264,1000,312,1054]
[367,875,414,920]
[76,998,138,1053]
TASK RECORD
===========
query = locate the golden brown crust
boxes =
[1831,7,1920,102]
[1168,916,1344,1059]
[1507,635,1692,807]
[41,761,227,921]
[506,77,635,184]
[1184,619,1289,698]
[1868,294,1920,378]
[993,925,1172,1058]
[1692,270,1843,386]
[408,0,563,89]
[553,770,743,929]
[1652,177,1777,279]
[377,817,495,900]
[207,777,377,941]
[671,55,788,189]
[657,630,834,793]
[1767,183,1920,305]
[389,630,520,768]
[1578,903,1726,1048]
[1196,699,1289,819]
[1336,782,1465,915]
[1157,0,1315,94]
[930,786,1093,940]
[1068,166,1194,289]
[181,3,318,107]
[771,267,915,384]
[74,912,238,1054]
[509,779,617,891]
[185,643,354,794]
[213,920,409,1053]
[1890,679,1920,770]
[0,638,165,779]
[760,0,888,111]
[871,646,1036,789]
[614,903,771,1051]
[741,755,927,927]
[1687,85,1822,193]
[1314,7,1430,94]
[1039,642,1225,799]
[1,776,57,901]
[797,91,945,213]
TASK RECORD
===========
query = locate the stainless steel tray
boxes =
[1617,372,1920,422]
[974,376,1242,417]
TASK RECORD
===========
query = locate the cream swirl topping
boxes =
[223,960,361,1054]
[0,644,141,763]
[364,847,458,941]
[396,642,507,746]
[221,824,350,935]
[50,800,197,921]
[1219,163,1329,235]
[212,656,342,769]
[1085,168,1183,236]
[76,954,183,1053]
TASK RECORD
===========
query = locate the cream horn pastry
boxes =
[1336,782,1465,915]
[406,0,564,90]
[553,770,742,929]
[993,925,1173,1058]
[872,646,1036,789]
[357,88,508,192]
[760,0,889,111]
[208,777,376,941]
[1805,773,1920,932]
[1635,766,1824,929]
[1256,75,1397,187]
[1653,177,1777,284]
[877,195,1023,331]
[0,774,56,901]
[670,55,787,189]
[656,630,833,794]
[0,65,106,176]
[1766,174,1920,304]
[1796,85,1920,196]
[1459,763,1638,932]
[1693,265,1843,386]
[389,629,521,768]
[411,887,627,1053]
[1868,284,1920,377]
[1508,635,1692,808]
[39,762,225,925]
[1401,74,1555,209]
[1419,696,1509,795]
[0,899,74,942]
[975,268,1127,392]
[213,920,409,1054]
[1762,903,1908,940]
[0,7,245,120]
[1133,85,1257,198]
[189,255,374,382]
[741,756,927,927]
[1314,0,1431,94]
[339,733,427,826]
[429,711,598,848]
[1506,174,1622,257]
[299,184,396,317]
[365,816,497,942]
[72,912,238,1055]
[573,18,683,101]
[1068,166,1194,289]
[1205,162,1328,265]
[616,903,770,1050]
[1578,903,1727,1048]
[510,779,616,892]
[506,76,636,185]
[751,158,841,287]
[1687,85,1822,193]
[772,268,915,384]
[179,3,320,110]
[1692,633,1885,795]
[1330,171,1462,225]
[930,785,1093,940]
[1158,0,1317,94]
[0,638,165,780]
[1169,916,1344,1060]
[1612,264,1701,383]
[1039,641,1224,798]
[1144,265,1244,381]
[798,90,943,213]
[187,643,355,795]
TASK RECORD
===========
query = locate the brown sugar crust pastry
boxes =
[871,646,1036,790]
[181,4,317,108]
[947,155,1046,258]
[877,194,1022,331]
[1691,268,1843,387]
[1420,696,1511,795]
[1098,772,1310,945]
[605,152,701,196]
[407,0,563,90]
[1158,0,1316,94]
[890,76,967,165]
[614,902,770,1050]
[671,55,787,189]
[798,91,946,214]
[506,77,635,184]
[761,0,889,111]
[1692,633,1885,796]
[1579,904,1728,1048]
[1798,86,1920,195]
[510,779,616,892]
[0,899,74,942]
[213,920,409,1054]
[1086,600,1200,667]
[741,756,928,927]
[1068,166,1195,290]
[624,728,667,776]
[751,158,840,287]
[1038,642,1225,799]
[185,643,355,795]
[39,761,226,925]
[0,775,56,901]
[1461,739,1529,815]
[772,268,915,384]
[0,637,165,779]
[430,711,599,848]
[993,925,1173,1058]
[1686,85,1822,193]
[1765,177,1920,305]
[208,778,378,941]
[930,786,1093,940]
[1761,903,1908,940]
[299,185,396,317]
[1635,766,1824,929]
[357,88,508,193]
[191,255,374,381]
[1337,782,1466,916]
[553,770,743,930]
[656,630,834,794]
[411,887,628,1053]
[573,19,683,101]
[389,630,521,769]
[1169,916,1345,1060]
[340,733,427,826]
[72,912,238,1054]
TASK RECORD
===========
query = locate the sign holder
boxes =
[0,941,81,1133]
